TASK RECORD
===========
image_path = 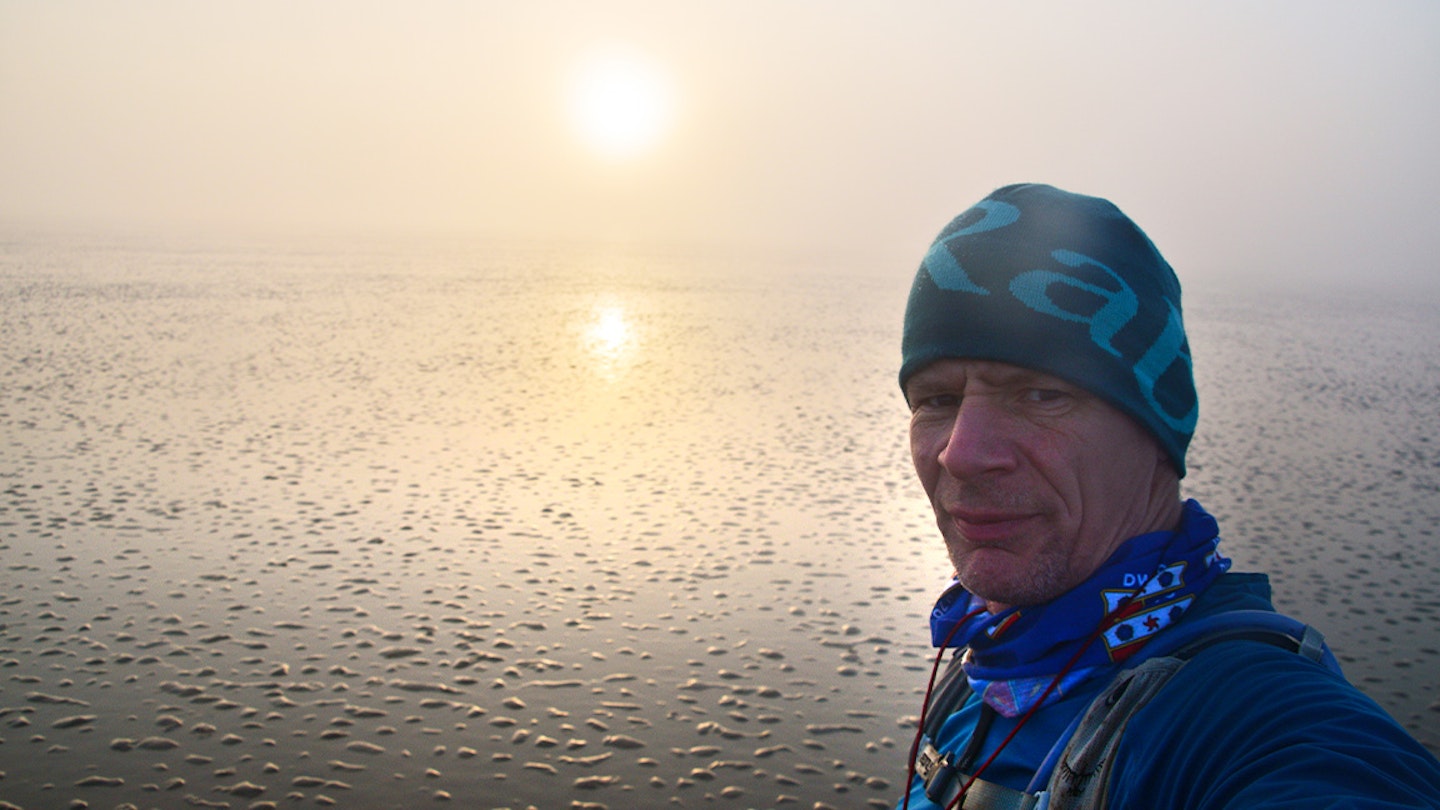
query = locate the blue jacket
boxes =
[899,573,1440,808]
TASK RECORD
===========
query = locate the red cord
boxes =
[901,605,986,810]
[944,618,1113,809]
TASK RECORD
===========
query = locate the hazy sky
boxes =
[3,1,1438,291]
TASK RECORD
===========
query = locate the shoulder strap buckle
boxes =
[918,743,959,802]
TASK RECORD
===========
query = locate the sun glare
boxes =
[582,303,636,380]
[567,46,674,160]
[590,305,630,353]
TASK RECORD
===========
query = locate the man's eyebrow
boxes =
[905,370,961,395]
[980,366,1068,389]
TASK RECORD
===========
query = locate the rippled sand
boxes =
[1,238,1436,808]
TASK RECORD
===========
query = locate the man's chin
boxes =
[953,551,1051,610]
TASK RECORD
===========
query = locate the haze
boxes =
[3,1,1439,293]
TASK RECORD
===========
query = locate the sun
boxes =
[567,45,674,161]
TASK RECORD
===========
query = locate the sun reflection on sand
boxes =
[583,302,636,377]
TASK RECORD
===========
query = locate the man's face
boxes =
[906,359,1177,611]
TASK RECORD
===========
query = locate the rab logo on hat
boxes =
[923,204,1196,436]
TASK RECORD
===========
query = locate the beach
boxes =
[1,235,1437,809]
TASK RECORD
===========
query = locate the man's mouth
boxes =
[946,508,1034,544]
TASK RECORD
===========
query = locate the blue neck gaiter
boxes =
[929,499,1230,717]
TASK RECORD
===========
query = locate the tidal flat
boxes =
[1,237,1436,808]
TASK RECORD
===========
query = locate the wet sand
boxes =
[1,237,1436,808]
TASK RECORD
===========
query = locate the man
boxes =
[895,184,1440,809]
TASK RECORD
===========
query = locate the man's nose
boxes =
[937,397,1017,478]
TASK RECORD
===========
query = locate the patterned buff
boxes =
[928,500,1231,718]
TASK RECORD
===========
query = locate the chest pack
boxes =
[914,610,1340,810]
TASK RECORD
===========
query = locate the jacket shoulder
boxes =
[1108,640,1440,808]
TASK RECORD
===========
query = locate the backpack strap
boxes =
[1036,611,1339,810]
[923,650,972,743]
[1037,654,1187,810]
[916,651,975,803]
[1113,610,1339,673]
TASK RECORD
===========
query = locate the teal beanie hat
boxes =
[900,183,1197,476]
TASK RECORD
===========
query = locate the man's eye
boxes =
[1022,388,1068,404]
[913,393,960,411]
